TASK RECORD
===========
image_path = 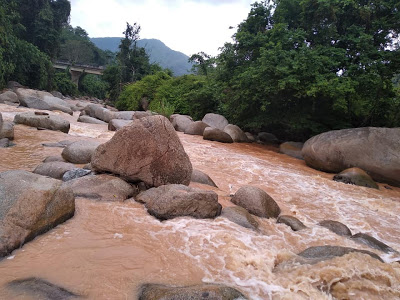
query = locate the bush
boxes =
[53,71,78,96]
[79,74,108,99]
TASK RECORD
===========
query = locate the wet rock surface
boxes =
[6,277,80,299]
[137,184,221,220]
[223,124,249,143]
[191,169,218,187]
[83,104,115,123]
[33,161,76,180]
[350,233,397,253]
[277,215,307,231]
[333,167,379,189]
[231,186,281,218]
[279,142,304,160]
[203,127,234,143]
[77,115,107,125]
[0,170,75,257]
[318,220,352,237]
[138,283,247,300]
[92,115,192,187]
[221,206,259,230]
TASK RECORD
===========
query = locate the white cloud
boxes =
[69,0,254,56]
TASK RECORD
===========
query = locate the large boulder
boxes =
[77,115,107,125]
[191,169,218,188]
[0,90,19,105]
[64,174,135,201]
[83,104,115,123]
[231,186,281,218]
[62,140,101,164]
[136,184,221,220]
[92,115,192,187]
[221,206,259,230]
[202,113,229,130]
[302,127,400,187]
[33,161,76,180]
[279,142,304,160]
[333,167,379,189]
[170,114,194,132]
[184,121,209,136]
[138,283,246,300]
[14,112,70,133]
[223,124,249,143]
[0,170,75,257]
[203,127,233,143]
[6,277,80,299]
[16,88,72,114]
[108,119,132,131]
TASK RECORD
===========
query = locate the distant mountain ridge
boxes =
[91,37,193,76]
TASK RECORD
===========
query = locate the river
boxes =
[0,103,399,299]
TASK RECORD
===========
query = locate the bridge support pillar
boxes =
[70,70,81,85]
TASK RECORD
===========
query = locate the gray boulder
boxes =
[350,233,397,253]
[33,161,76,179]
[108,119,132,131]
[113,111,135,120]
[84,104,115,123]
[302,127,400,187]
[170,114,194,132]
[202,113,229,130]
[318,220,352,237]
[0,90,19,105]
[14,112,70,133]
[62,168,92,182]
[134,111,153,119]
[184,121,209,136]
[43,155,66,163]
[92,115,192,187]
[138,283,246,300]
[16,88,72,114]
[223,124,249,143]
[137,184,221,220]
[203,127,233,143]
[77,115,107,125]
[50,91,64,99]
[64,174,134,201]
[7,277,80,299]
[279,142,304,160]
[0,138,10,148]
[333,167,379,189]
[0,170,75,257]
[62,140,101,164]
[277,215,307,231]
[0,117,14,140]
[191,169,218,188]
[221,206,259,230]
[231,186,281,218]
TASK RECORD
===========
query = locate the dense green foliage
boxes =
[79,74,108,99]
[53,71,78,96]
[91,38,193,76]
[0,0,71,90]
[215,0,400,139]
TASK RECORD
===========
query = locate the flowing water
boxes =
[0,103,399,299]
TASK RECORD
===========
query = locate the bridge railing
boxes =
[53,60,105,70]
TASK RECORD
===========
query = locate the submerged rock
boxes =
[202,113,229,130]
[297,245,383,264]
[62,140,101,164]
[350,233,397,253]
[7,277,80,299]
[277,215,307,231]
[138,283,246,300]
[191,169,218,188]
[333,167,379,189]
[203,127,234,143]
[302,127,400,187]
[221,206,259,230]
[92,115,192,187]
[64,174,135,201]
[33,161,76,180]
[0,170,75,257]
[14,112,70,133]
[137,184,221,220]
[318,220,352,237]
[279,142,304,160]
[231,186,281,218]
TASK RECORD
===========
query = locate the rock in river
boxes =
[333,167,379,189]
[14,112,70,133]
[203,127,233,143]
[92,115,192,187]
[0,170,75,258]
[62,140,101,164]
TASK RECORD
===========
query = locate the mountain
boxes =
[90,37,193,76]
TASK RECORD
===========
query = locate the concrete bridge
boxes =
[53,61,105,84]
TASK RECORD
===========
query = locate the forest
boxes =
[1,0,399,140]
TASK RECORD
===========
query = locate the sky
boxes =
[69,0,255,56]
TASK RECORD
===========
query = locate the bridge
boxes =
[53,61,105,84]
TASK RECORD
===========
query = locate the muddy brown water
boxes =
[0,103,399,299]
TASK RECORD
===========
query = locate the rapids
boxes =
[0,103,399,299]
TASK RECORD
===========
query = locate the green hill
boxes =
[91,37,193,76]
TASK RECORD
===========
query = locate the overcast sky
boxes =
[69,0,255,56]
